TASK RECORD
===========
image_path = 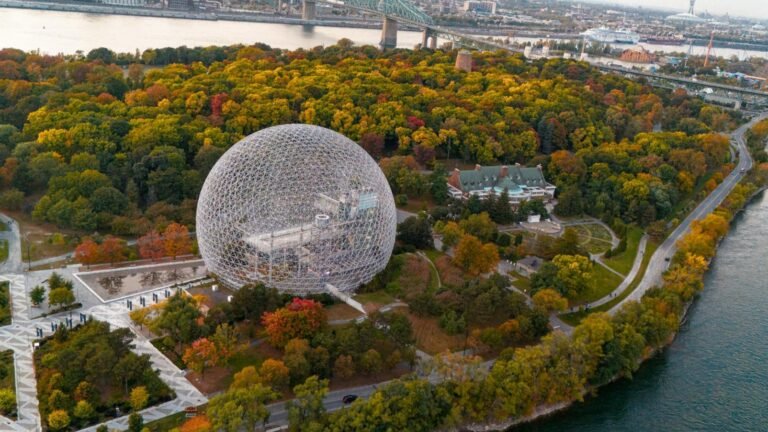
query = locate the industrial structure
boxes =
[196,124,397,294]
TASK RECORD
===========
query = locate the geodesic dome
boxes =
[196,124,397,295]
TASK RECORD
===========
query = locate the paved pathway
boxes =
[0,270,207,431]
[589,235,648,309]
[610,112,768,314]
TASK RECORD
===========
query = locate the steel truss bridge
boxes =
[303,0,768,108]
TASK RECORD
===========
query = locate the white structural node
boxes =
[196,124,397,295]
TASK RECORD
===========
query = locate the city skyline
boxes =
[581,0,768,20]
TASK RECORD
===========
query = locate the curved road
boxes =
[610,112,768,313]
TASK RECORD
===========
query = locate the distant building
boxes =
[101,0,146,6]
[447,164,556,204]
[666,12,705,23]
[165,0,196,10]
[619,47,656,64]
[463,0,496,15]
[515,255,543,277]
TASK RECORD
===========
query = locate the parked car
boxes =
[342,394,358,405]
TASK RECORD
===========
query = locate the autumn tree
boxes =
[207,376,278,432]
[49,287,75,309]
[99,235,126,265]
[137,229,165,261]
[453,234,500,276]
[179,415,213,432]
[552,254,593,298]
[333,354,355,379]
[47,410,70,431]
[74,237,100,268]
[261,298,326,347]
[286,376,329,432]
[164,222,192,259]
[129,386,149,411]
[532,288,568,312]
[210,323,241,362]
[183,338,219,378]
[259,359,290,391]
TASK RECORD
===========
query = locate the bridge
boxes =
[302,0,509,49]
[299,0,768,108]
[592,64,768,110]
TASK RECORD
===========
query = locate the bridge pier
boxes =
[302,0,316,20]
[380,17,398,49]
[421,29,437,49]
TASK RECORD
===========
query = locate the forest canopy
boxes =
[0,42,736,235]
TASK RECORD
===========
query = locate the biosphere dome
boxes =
[196,124,397,294]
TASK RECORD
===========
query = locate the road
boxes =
[0,213,22,273]
[610,112,768,313]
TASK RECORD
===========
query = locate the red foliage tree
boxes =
[164,223,192,260]
[406,115,425,130]
[74,237,100,268]
[209,93,228,119]
[182,338,219,378]
[99,236,126,265]
[261,298,327,347]
[137,230,165,261]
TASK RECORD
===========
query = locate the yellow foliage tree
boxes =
[532,288,568,313]
[453,234,499,276]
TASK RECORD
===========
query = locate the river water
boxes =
[1,7,767,60]
[515,191,768,432]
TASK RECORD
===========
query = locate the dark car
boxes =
[342,394,358,405]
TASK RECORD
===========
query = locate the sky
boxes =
[579,0,768,20]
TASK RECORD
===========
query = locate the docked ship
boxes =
[581,27,640,44]
[643,35,685,45]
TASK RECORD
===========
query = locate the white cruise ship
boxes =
[580,27,640,44]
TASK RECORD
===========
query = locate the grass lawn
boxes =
[569,262,623,306]
[398,254,432,297]
[603,227,644,275]
[354,290,396,306]
[399,196,437,213]
[0,349,15,419]
[0,239,7,263]
[0,220,7,231]
[509,271,531,294]
[433,255,467,288]
[560,240,659,326]
[401,310,465,355]
[326,303,364,321]
[572,224,613,254]
[0,282,10,326]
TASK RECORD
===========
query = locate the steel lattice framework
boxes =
[196,124,397,294]
[342,0,433,25]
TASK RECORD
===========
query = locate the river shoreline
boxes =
[461,181,767,431]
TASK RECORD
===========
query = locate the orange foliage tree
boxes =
[99,236,126,265]
[137,230,165,261]
[164,223,192,259]
[74,237,100,268]
[261,298,326,347]
[179,415,212,432]
[182,338,219,378]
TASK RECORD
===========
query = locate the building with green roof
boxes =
[447,164,556,204]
